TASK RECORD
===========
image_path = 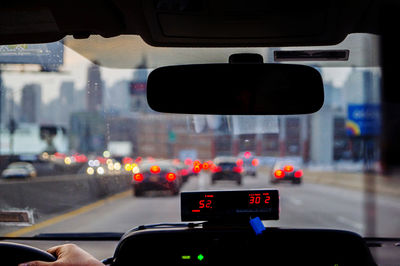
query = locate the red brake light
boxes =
[294,170,303,178]
[252,158,259,166]
[236,159,243,166]
[74,154,88,163]
[233,166,243,173]
[202,162,209,170]
[244,151,251,159]
[193,160,201,166]
[166,172,176,181]
[123,157,133,165]
[181,169,189,176]
[133,173,144,182]
[150,165,161,174]
[211,166,222,173]
[274,170,285,178]
[284,165,294,172]
[193,165,201,173]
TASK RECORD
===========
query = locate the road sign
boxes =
[346,104,380,137]
[0,41,64,71]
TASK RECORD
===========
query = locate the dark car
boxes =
[237,151,259,177]
[132,161,182,196]
[270,160,303,185]
[168,159,192,183]
[211,156,243,185]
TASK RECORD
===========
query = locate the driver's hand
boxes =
[18,244,104,266]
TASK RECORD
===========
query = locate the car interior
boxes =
[1,0,400,265]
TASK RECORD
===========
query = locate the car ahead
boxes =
[1,162,37,179]
[270,160,303,185]
[132,161,182,196]
[237,151,259,177]
[211,156,243,185]
[167,159,192,183]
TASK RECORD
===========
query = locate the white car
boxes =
[1,162,37,179]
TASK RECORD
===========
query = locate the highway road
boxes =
[1,171,400,263]
[2,171,399,238]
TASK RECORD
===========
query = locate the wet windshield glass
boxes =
[0,34,397,239]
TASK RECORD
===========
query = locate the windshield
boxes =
[0,33,397,240]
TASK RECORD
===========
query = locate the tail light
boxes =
[294,170,303,178]
[274,169,285,178]
[252,158,259,166]
[244,151,252,159]
[181,169,189,176]
[150,165,161,174]
[123,157,133,165]
[193,165,201,173]
[233,166,243,173]
[284,165,294,172]
[166,172,176,181]
[193,160,201,166]
[202,162,210,170]
[236,159,244,166]
[211,166,222,173]
[133,173,144,182]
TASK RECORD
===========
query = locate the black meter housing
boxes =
[181,189,279,222]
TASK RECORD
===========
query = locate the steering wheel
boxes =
[0,242,56,265]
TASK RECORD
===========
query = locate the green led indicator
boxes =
[197,254,204,261]
[181,255,191,260]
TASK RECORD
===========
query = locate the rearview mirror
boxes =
[147,64,324,115]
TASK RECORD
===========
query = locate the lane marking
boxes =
[5,190,131,237]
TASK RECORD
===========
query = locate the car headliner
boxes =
[0,0,381,68]
[63,33,380,69]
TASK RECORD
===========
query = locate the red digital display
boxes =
[248,192,271,205]
[192,194,214,213]
[199,199,212,208]
[181,190,279,221]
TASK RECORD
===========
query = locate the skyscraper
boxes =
[56,81,75,127]
[60,81,74,105]
[86,63,103,112]
[130,57,149,112]
[20,83,41,123]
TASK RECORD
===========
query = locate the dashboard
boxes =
[112,227,375,265]
[111,190,375,265]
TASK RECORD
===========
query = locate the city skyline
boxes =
[0,65,381,128]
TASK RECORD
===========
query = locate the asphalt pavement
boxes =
[2,171,398,238]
